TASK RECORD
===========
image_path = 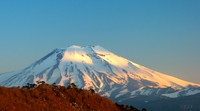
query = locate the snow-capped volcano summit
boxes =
[0,45,200,100]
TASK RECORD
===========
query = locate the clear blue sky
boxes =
[0,0,200,84]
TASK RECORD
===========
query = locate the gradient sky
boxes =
[0,0,200,84]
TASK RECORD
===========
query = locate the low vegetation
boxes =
[0,82,141,111]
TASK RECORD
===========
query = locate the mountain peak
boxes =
[69,45,82,48]
[59,45,111,55]
[1,45,200,100]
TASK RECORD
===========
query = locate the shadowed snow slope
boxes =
[0,45,200,100]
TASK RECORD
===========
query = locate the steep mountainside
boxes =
[0,45,200,102]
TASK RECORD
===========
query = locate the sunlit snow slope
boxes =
[0,45,200,99]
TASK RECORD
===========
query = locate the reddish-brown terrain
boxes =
[0,82,140,111]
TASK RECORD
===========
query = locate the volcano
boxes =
[0,45,200,101]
